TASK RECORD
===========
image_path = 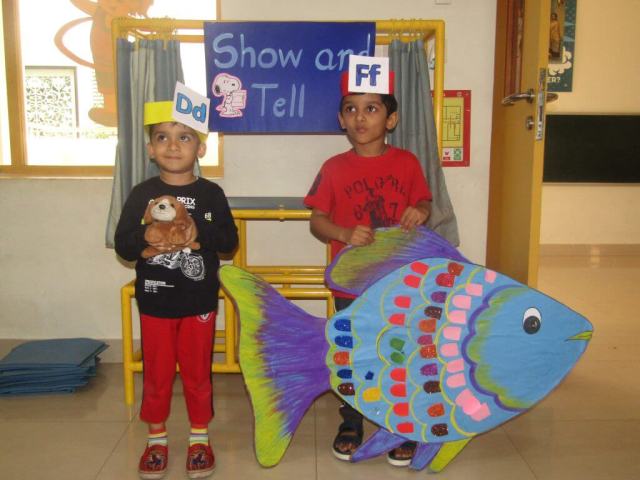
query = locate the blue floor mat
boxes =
[0,338,108,395]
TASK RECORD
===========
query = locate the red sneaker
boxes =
[138,444,168,479]
[186,443,215,479]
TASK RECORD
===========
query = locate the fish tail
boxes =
[219,265,331,467]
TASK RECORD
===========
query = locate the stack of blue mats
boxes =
[0,338,108,396]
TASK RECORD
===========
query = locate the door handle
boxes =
[502,89,559,106]
[546,92,559,103]
[502,89,535,106]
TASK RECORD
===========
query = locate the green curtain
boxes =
[105,39,187,248]
[388,39,460,246]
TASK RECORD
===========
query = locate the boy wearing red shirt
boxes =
[304,68,432,466]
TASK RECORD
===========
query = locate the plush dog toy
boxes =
[141,195,200,259]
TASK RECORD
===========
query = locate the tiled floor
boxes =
[1,253,639,479]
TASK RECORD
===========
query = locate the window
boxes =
[0,0,221,177]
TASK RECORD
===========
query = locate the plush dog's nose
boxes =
[159,204,166,210]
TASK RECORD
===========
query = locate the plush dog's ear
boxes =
[143,200,155,224]
[173,200,189,222]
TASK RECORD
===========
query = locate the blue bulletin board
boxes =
[204,22,375,133]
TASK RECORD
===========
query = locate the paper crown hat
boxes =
[143,101,208,142]
[340,70,395,97]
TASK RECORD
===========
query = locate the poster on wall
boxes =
[204,22,375,133]
[441,90,471,167]
[547,0,577,92]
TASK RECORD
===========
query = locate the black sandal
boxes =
[387,441,417,467]
[332,421,364,461]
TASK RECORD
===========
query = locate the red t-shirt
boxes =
[304,146,432,296]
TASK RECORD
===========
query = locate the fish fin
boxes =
[409,443,442,471]
[428,438,471,472]
[326,226,469,296]
[350,428,406,463]
[219,265,331,467]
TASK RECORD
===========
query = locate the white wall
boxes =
[541,0,640,244]
[0,0,497,342]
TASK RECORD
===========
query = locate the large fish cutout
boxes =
[219,226,593,472]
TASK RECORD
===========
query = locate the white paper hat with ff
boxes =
[341,54,395,96]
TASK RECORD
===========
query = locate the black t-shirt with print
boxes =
[115,176,238,318]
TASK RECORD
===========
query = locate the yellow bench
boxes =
[120,197,332,405]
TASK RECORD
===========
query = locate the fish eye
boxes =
[522,307,541,334]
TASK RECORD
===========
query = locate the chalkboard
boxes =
[543,114,640,183]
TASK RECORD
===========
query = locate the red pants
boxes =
[139,312,216,425]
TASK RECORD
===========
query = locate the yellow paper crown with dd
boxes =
[143,101,209,143]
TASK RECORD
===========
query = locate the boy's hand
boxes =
[344,225,374,246]
[399,202,431,231]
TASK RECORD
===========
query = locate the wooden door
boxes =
[487,0,552,287]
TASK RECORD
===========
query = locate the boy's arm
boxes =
[114,196,148,261]
[195,190,239,254]
[399,200,431,231]
[310,209,374,246]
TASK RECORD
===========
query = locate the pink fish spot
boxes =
[485,270,497,283]
[452,295,471,310]
[443,327,461,341]
[448,262,464,276]
[455,389,489,420]
[471,403,491,421]
[440,343,459,357]
[396,422,414,434]
[455,389,478,409]
[390,383,407,397]
[466,283,483,296]
[388,313,405,326]
[394,296,411,309]
[393,402,410,416]
[446,373,466,388]
[447,358,465,373]
[448,310,467,325]
[411,262,429,275]
[390,368,406,382]
[419,318,437,333]
[404,275,421,288]
[436,273,455,287]
[418,334,433,345]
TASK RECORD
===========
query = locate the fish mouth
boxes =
[567,331,593,341]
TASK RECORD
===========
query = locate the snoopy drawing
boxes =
[212,73,247,118]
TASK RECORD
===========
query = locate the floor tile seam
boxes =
[0,418,135,424]
[500,426,540,480]
[93,421,132,480]
[521,418,640,424]
[506,418,640,431]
